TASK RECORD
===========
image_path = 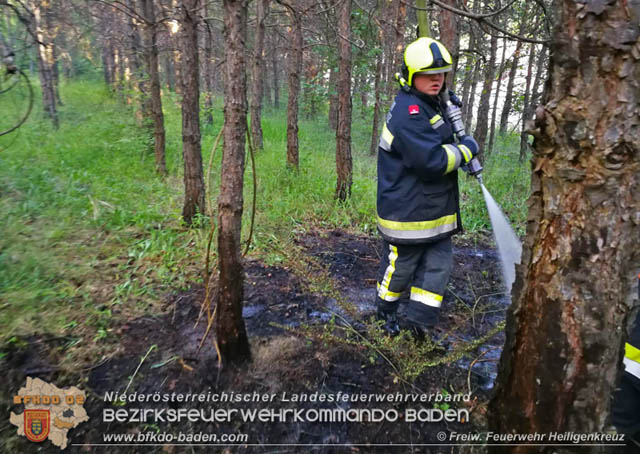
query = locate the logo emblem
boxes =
[24,409,50,443]
[409,104,420,115]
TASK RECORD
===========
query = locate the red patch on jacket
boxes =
[408,104,420,115]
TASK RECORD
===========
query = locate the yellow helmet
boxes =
[402,37,453,86]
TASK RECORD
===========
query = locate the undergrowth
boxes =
[0,78,529,365]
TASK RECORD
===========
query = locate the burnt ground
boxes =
[1,229,507,454]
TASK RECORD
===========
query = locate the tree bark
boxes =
[250,0,268,150]
[216,0,251,365]
[335,0,352,201]
[140,0,167,175]
[489,1,640,451]
[179,0,205,225]
[285,3,302,169]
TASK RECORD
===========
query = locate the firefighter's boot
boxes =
[376,300,400,337]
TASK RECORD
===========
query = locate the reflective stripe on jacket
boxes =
[624,312,640,379]
[377,88,466,244]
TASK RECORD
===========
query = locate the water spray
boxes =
[441,91,521,296]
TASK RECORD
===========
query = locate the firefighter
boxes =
[375,37,479,336]
[612,300,640,450]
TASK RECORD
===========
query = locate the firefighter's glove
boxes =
[448,90,463,107]
[458,135,479,164]
[405,300,439,330]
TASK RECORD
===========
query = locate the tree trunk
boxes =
[179,0,205,225]
[335,0,352,201]
[201,1,215,125]
[216,0,251,366]
[386,0,406,101]
[125,0,150,127]
[499,41,523,134]
[437,0,459,90]
[33,0,59,128]
[250,0,268,150]
[519,42,536,161]
[473,29,498,154]
[530,44,549,111]
[328,67,338,130]
[489,1,640,451]
[271,37,280,109]
[163,51,175,91]
[369,50,383,156]
[140,0,167,175]
[285,4,302,169]
[488,35,507,153]
[463,57,481,128]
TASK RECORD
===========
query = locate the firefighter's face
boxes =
[413,73,445,96]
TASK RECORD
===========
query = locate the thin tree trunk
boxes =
[531,44,548,110]
[250,0,268,150]
[488,36,507,153]
[437,0,459,90]
[369,50,383,156]
[519,42,536,161]
[459,52,474,124]
[201,1,215,125]
[125,0,149,126]
[328,67,338,130]
[163,51,175,91]
[473,29,498,154]
[271,37,280,109]
[179,0,205,225]
[216,0,251,366]
[463,58,481,128]
[335,0,352,201]
[140,0,167,175]
[33,1,59,128]
[285,4,302,169]
[489,1,640,449]
[386,0,406,101]
[499,41,523,134]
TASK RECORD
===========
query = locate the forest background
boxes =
[1,0,638,452]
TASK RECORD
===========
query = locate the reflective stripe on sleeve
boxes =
[430,114,445,129]
[626,342,640,363]
[443,144,461,174]
[410,287,443,308]
[378,245,400,301]
[623,356,640,380]
[379,123,394,151]
[458,144,473,163]
[377,214,457,240]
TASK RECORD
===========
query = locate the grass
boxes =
[0,78,530,347]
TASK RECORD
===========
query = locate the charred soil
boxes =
[1,229,507,453]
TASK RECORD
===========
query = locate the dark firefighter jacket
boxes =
[625,311,640,380]
[377,88,470,244]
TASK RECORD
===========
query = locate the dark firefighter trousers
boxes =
[376,236,453,328]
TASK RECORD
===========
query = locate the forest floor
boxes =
[2,228,507,454]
